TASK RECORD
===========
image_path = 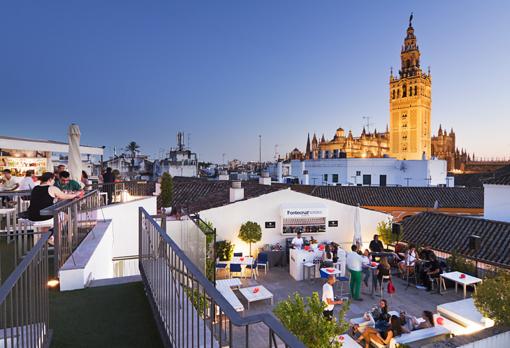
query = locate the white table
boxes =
[334,334,362,347]
[239,285,273,310]
[440,271,482,298]
[230,256,254,266]
[320,267,341,276]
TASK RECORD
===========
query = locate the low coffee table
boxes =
[239,285,273,310]
[440,271,482,298]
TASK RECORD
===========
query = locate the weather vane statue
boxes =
[409,12,413,27]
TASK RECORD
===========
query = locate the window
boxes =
[397,89,400,98]
[363,174,372,186]
[356,171,361,176]
[379,175,387,187]
[392,90,395,99]
[414,86,418,95]
[409,86,413,96]
[402,84,407,97]
[332,174,339,183]
[323,174,328,182]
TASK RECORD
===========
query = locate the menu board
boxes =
[0,157,47,176]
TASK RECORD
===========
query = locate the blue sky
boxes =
[1,1,509,162]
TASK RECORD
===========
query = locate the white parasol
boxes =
[68,124,83,186]
[353,204,362,248]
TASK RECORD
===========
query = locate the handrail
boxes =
[140,208,305,347]
[0,189,32,197]
[0,232,50,303]
[40,190,99,215]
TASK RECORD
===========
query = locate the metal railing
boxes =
[139,208,304,348]
[86,181,156,205]
[41,191,100,275]
[0,190,31,214]
[0,232,51,348]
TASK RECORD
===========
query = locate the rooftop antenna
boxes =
[187,133,191,150]
[222,153,226,165]
[259,134,262,174]
[362,116,374,133]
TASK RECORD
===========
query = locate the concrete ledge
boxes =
[59,220,114,291]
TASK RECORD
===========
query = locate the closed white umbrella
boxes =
[353,204,362,248]
[68,124,83,186]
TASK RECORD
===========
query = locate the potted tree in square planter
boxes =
[238,221,262,257]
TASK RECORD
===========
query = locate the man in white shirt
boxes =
[322,274,343,320]
[346,244,363,301]
[19,170,38,191]
[291,232,304,249]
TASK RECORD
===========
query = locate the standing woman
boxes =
[376,256,391,291]
[28,172,83,222]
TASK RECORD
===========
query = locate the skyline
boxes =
[1,1,509,162]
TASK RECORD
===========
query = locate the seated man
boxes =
[57,171,82,191]
[400,310,435,331]
[1,169,19,206]
[421,254,442,291]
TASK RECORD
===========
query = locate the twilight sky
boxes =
[1,1,509,162]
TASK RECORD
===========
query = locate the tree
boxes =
[160,172,173,208]
[376,219,400,248]
[125,141,140,177]
[274,292,350,348]
[238,221,262,256]
[473,272,510,326]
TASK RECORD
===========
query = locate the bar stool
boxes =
[303,262,316,283]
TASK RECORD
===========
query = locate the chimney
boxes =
[259,171,271,185]
[303,170,309,185]
[229,180,244,202]
[276,161,283,183]
[218,170,229,181]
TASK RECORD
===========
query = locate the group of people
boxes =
[352,299,436,348]
[398,244,443,291]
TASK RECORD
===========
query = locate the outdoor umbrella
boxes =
[353,204,362,247]
[68,123,83,187]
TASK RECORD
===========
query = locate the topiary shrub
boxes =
[473,271,510,326]
[274,292,350,348]
[238,221,262,256]
[160,172,173,208]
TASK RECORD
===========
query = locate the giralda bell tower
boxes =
[389,14,432,160]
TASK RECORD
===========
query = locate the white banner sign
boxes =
[281,207,327,218]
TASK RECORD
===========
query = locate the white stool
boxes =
[380,275,392,299]
[303,262,316,283]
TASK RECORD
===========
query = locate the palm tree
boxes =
[125,141,140,178]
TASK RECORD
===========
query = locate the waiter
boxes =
[291,232,304,249]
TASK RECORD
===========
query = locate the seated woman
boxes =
[376,256,391,291]
[399,244,418,275]
[357,315,407,348]
[28,172,83,222]
[372,299,390,332]
[400,310,435,331]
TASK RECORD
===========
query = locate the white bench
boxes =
[349,311,399,333]
[215,279,244,312]
[437,298,494,333]
[370,326,450,348]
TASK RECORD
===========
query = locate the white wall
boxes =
[100,196,157,258]
[484,184,510,223]
[198,189,390,255]
[167,165,197,177]
[285,158,448,187]
[59,220,114,291]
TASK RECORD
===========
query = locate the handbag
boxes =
[387,280,396,294]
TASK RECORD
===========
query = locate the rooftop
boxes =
[402,212,510,268]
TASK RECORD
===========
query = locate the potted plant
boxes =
[274,292,350,348]
[377,219,400,250]
[216,240,234,261]
[238,221,262,257]
[160,172,173,214]
[473,271,510,326]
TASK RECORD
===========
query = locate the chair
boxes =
[229,263,243,278]
[257,252,269,274]
[405,265,417,289]
[233,252,243,257]
[336,273,350,300]
[216,262,228,277]
[245,259,258,279]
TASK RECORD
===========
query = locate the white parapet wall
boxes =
[59,196,157,291]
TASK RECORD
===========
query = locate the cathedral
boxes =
[290,14,469,172]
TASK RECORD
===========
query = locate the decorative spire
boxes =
[362,126,366,135]
[305,133,311,154]
[400,13,421,78]
[321,134,326,143]
[409,12,413,27]
[438,124,443,136]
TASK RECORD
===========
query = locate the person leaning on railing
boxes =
[27,172,84,223]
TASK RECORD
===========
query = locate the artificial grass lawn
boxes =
[50,282,163,348]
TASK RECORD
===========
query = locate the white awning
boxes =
[0,135,104,156]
